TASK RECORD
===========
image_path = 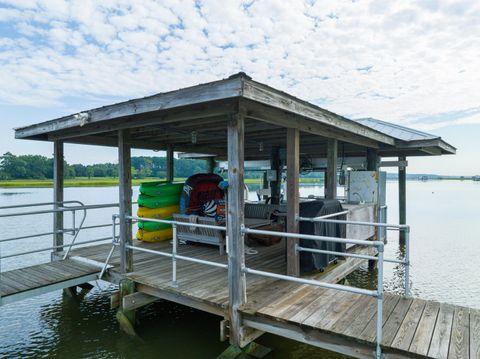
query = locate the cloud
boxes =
[0,0,478,132]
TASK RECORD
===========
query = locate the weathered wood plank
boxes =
[428,303,455,359]
[470,309,480,359]
[448,306,469,359]
[359,294,401,342]
[409,300,440,356]
[16,78,242,139]
[329,294,375,335]
[242,80,394,145]
[391,298,427,351]
[380,297,413,346]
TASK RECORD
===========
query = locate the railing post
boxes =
[404,226,410,297]
[172,223,178,288]
[71,209,76,235]
[375,243,384,359]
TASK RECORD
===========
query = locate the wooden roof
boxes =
[14,73,454,159]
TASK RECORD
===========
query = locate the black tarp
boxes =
[299,200,346,273]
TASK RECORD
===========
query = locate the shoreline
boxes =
[0,177,325,189]
[0,177,472,189]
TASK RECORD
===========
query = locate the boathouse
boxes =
[3,73,472,359]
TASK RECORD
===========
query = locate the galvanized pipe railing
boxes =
[297,214,411,297]
[0,201,120,262]
[240,225,386,359]
[110,214,389,359]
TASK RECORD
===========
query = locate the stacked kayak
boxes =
[136,181,182,242]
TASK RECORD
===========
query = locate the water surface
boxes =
[0,180,478,358]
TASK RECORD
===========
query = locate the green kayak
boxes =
[138,218,172,231]
[139,181,183,197]
[137,194,180,208]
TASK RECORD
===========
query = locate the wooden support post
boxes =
[116,279,137,336]
[399,155,407,243]
[270,146,281,205]
[325,139,338,200]
[207,157,216,173]
[118,130,133,274]
[166,145,174,182]
[227,112,246,347]
[286,128,300,277]
[366,148,378,171]
[53,140,64,255]
[367,148,379,269]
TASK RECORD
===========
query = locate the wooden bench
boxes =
[173,214,226,255]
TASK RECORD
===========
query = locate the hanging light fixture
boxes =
[191,131,197,144]
[259,142,264,152]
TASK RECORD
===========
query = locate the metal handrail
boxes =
[239,224,386,359]
[297,215,411,297]
[0,201,121,261]
[110,214,389,358]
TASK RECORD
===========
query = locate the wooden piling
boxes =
[269,147,281,205]
[207,157,216,173]
[325,139,338,199]
[367,148,379,269]
[399,155,407,243]
[166,144,174,182]
[118,129,133,274]
[53,140,64,254]
[227,112,246,347]
[286,128,300,276]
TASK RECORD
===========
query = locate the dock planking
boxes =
[0,258,100,304]
[2,240,477,358]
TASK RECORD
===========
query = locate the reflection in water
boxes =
[1,180,479,358]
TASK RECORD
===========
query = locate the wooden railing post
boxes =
[227,112,246,347]
[53,140,64,256]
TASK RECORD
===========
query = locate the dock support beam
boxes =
[53,140,64,255]
[286,128,300,277]
[227,112,246,347]
[325,139,338,199]
[270,147,281,205]
[399,155,407,243]
[118,129,133,274]
[166,145,174,182]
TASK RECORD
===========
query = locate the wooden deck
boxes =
[0,258,100,305]
[63,240,479,359]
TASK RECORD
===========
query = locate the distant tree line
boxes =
[0,152,209,180]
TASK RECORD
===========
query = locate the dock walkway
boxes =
[58,240,480,359]
[0,258,101,305]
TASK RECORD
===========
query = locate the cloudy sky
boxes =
[0,0,479,174]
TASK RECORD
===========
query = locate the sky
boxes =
[0,0,479,175]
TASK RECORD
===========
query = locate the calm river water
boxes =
[0,180,479,358]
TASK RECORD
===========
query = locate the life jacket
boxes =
[179,173,224,215]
